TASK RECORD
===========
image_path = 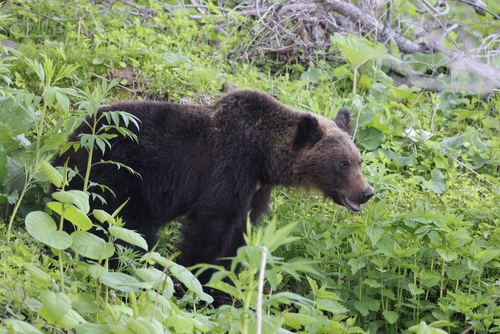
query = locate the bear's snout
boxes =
[341,185,374,212]
[362,187,374,201]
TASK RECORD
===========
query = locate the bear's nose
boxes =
[363,187,374,200]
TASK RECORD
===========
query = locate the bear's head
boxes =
[291,108,374,211]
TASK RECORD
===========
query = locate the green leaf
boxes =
[447,262,470,280]
[331,34,399,68]
[52,190,90,214]
[127,317,164,334]
[87,264,108,279]
[474,249,500,267]
[470,134,488,151]
[169,261,213,303]
[41,160,64,188]
[299,307,323,333]
[262,219,299,252]
[416,169,446,194]
[93,209,114,224]
[383,310,399,324]
[364,298,380,311]
[71,231,115,260]
[23,263,52,286]
[166,315,194,333]
[300,67,322,84]
[39,290,71,318]
[376,234,395,254]
[75,323,111,334]
[25,211,72,250]
[452,109,478,120]
[0,96,38,134]
[72,293,100,314]
[55,91,70,112]
[280,258,321,278]
[108,226,148,251]
[3,319,44,334]
[347,258,366,275]
[364,278,382,288]
[47,202,93,230]
[353,300,369,316]
[366,226,384,247]
[248,315,285,334]
[283,312,319,330]
[436,248,458,262]
[357,111,376,127]
[408,283,425,296]
[208,279,241,300]
[39,307,86,330]
[356,127,386,150]
[99,272,141,293]
[109,325,134,334]
[236,246,263,270]
[407,321,450,334]
[316,298,348,314]
[43,88,55,107]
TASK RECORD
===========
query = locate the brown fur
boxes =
[53,89,373,284]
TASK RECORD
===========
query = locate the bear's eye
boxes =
[339,161,349,169]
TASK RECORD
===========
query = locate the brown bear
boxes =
[53,89,373,283]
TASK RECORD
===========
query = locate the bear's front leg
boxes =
[179,206,247,285]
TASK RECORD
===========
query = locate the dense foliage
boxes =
[0,0,499,333]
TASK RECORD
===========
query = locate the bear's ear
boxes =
[293,114,323,150]
[334,108,352,134]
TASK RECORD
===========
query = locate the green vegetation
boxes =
[1,0,499,333]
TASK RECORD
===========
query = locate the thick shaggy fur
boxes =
[53,89,373,283]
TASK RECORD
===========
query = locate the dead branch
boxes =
[318,0,433,54]
[120,0,157,16]
[457,0,500,18]
[189,0,207,16]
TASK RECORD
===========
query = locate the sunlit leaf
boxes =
[47,202,92,230]
[41,160,64,188]
[25,211,72,250]
[316,298,348,314]
[3,319,44,334]
[71,231,115,260]
[108,226,148,251]
[52,190,90,214]
[40,290,71,318]
[99,272,141,293]
[436,248,458,262]
[166,315,194,333]
[24,263,52,285]
[127,317,164,334]
[248,315,285,334]
[283,312,319,330]
[75,323,111,334]
[331,34,399,68]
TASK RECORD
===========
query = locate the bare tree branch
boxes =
[318,0,433,54]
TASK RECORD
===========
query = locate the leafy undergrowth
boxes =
[1,1,499,333]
